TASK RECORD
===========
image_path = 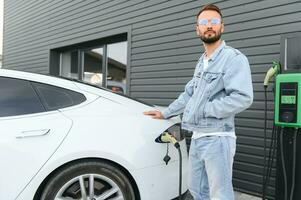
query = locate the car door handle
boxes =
[16,129,50,138]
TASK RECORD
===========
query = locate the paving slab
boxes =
[184,191,261,200]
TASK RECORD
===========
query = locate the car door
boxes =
[0,112,72,200]
[0,77,73,200]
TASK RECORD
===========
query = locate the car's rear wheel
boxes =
[40,161,136,200]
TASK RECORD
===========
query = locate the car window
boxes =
[32,82,86,111]
[57,76,154,107]
[0,77,45,117]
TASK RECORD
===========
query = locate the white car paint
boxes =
[0,69,188,200]
[0,111,72,200]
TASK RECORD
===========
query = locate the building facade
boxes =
[4,0,301,198]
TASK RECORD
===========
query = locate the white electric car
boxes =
[0,69,188,200]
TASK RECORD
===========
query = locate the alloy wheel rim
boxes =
[54,173,124,200]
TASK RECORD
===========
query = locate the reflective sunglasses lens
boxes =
[211,18,221,25]
[198,19,208,26]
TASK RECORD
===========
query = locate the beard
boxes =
[200,30,222,44]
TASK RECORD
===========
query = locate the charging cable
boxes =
[157,132,182,200]
[280,128,288,200]
[279,128,298,200]
[262,61,280,199]
[289,128,298,200]
[262,86,268,200]
[262,125,277,199]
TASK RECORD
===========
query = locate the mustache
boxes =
[205,30,216,34]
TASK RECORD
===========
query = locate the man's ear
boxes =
[221,22,224,34]
[196,25,200,36]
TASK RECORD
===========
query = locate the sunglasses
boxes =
[198,18,221,26]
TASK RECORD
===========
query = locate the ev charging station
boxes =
[275,71,301,200]
[262,32,301,200]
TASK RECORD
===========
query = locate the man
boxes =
[144,4,253,200]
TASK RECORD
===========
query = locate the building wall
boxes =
[4,0,301,197]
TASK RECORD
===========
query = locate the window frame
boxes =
[50,32,130,95]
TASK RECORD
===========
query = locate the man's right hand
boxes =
[143,110,164,119]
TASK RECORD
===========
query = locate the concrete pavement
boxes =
[184,191,261,200]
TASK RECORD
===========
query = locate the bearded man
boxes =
[144,4,253,200]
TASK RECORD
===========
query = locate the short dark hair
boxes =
[196,4,222,19]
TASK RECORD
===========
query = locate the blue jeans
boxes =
[188,136,236,200]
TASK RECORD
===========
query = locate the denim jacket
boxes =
[162,41,253,133]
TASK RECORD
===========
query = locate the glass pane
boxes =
[32,82,86,110]
[107,41,127,94]
[286,37,301,70]
[60,51,79,79]
[83,47,103,86]
[0,77,45,117]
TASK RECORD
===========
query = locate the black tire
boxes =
[40,160,136,200]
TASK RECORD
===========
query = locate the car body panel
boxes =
[131,142,188,200]
[0,111,72,200]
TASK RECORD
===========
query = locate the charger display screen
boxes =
[281,95,296,104]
